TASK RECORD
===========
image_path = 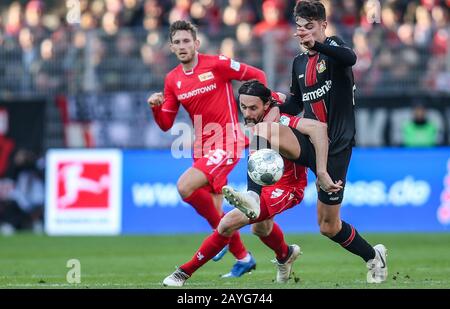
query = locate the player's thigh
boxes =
[251,218,274,237]
[218,209,250,236]
[255,122,301,160]
[177,167,209,194]
[276,125,302,160]
[317,147,352,205]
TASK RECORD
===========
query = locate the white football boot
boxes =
[366,244,388,283]
[274,244,302,283]
[222,186,261,220]
[162,268,190,287]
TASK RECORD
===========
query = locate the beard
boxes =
[178,53,194,64]
[244,116,263,127]
[244,120,256,127]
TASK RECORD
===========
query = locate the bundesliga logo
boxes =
[57,162,111,209]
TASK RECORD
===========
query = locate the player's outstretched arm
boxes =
[216,55,267,85]
[296,118,343,192]
[240,63,267,85]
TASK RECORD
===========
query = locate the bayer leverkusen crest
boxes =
[317,60,326,74]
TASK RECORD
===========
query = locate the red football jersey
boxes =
[152,53,266,158]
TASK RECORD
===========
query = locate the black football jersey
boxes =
[280,36,357,155]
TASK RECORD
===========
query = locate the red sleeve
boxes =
[151,76,180,132]
[215,55,267,85]
[270,91,283,103]
[279,113,302,129]
[289,116,302,129]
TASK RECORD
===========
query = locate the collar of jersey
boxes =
[182,52,200,75]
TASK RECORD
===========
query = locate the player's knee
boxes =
[319,221,340,238]
[177,179,193,199]
[251,223,270,237]
[217,219,234,237]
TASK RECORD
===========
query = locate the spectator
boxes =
[353,28,372,84]
[18,27,38,93]
[222,0,257,28]
[168,0,192,24]
[122,0,144,28]
[414,5,433,47]
[253,0,291,40]
[35,37,65,93]
[4,2,22,37]
[143,0,164,31]
[24,0,49,44]
[402,104,438,147]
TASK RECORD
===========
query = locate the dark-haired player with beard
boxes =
[162,80,331,286]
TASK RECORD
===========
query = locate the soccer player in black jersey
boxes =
[224,1,388,284]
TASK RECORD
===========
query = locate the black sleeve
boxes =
[312,36,357,67]
[279,59,303,115]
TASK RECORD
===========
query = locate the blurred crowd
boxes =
[0,0,448,97]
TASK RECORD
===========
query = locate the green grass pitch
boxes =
[1,233,449,288]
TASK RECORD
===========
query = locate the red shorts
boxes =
[193,149,240,194]
[251,185,304,223]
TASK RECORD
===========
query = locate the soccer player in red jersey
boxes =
[162,80,330,286]
[148,20,269,277]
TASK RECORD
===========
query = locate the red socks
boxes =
[258,222,289,262]
[183,187,222,228]
[183,188,248,260]
[229,231,248,260]
[180,230,230,276]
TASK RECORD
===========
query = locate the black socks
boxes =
[330,221,376,262]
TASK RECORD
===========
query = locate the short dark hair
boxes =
[238,80,277,107]
[169,20,198,42]
[294,0,326,21]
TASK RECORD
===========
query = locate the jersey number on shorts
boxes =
[205,149,227,166]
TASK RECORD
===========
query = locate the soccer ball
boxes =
[247,149,284,186]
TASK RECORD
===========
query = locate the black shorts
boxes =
[289,127,352,205]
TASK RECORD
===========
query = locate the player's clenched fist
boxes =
[294,32,315,50]
[147,92,164,108]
